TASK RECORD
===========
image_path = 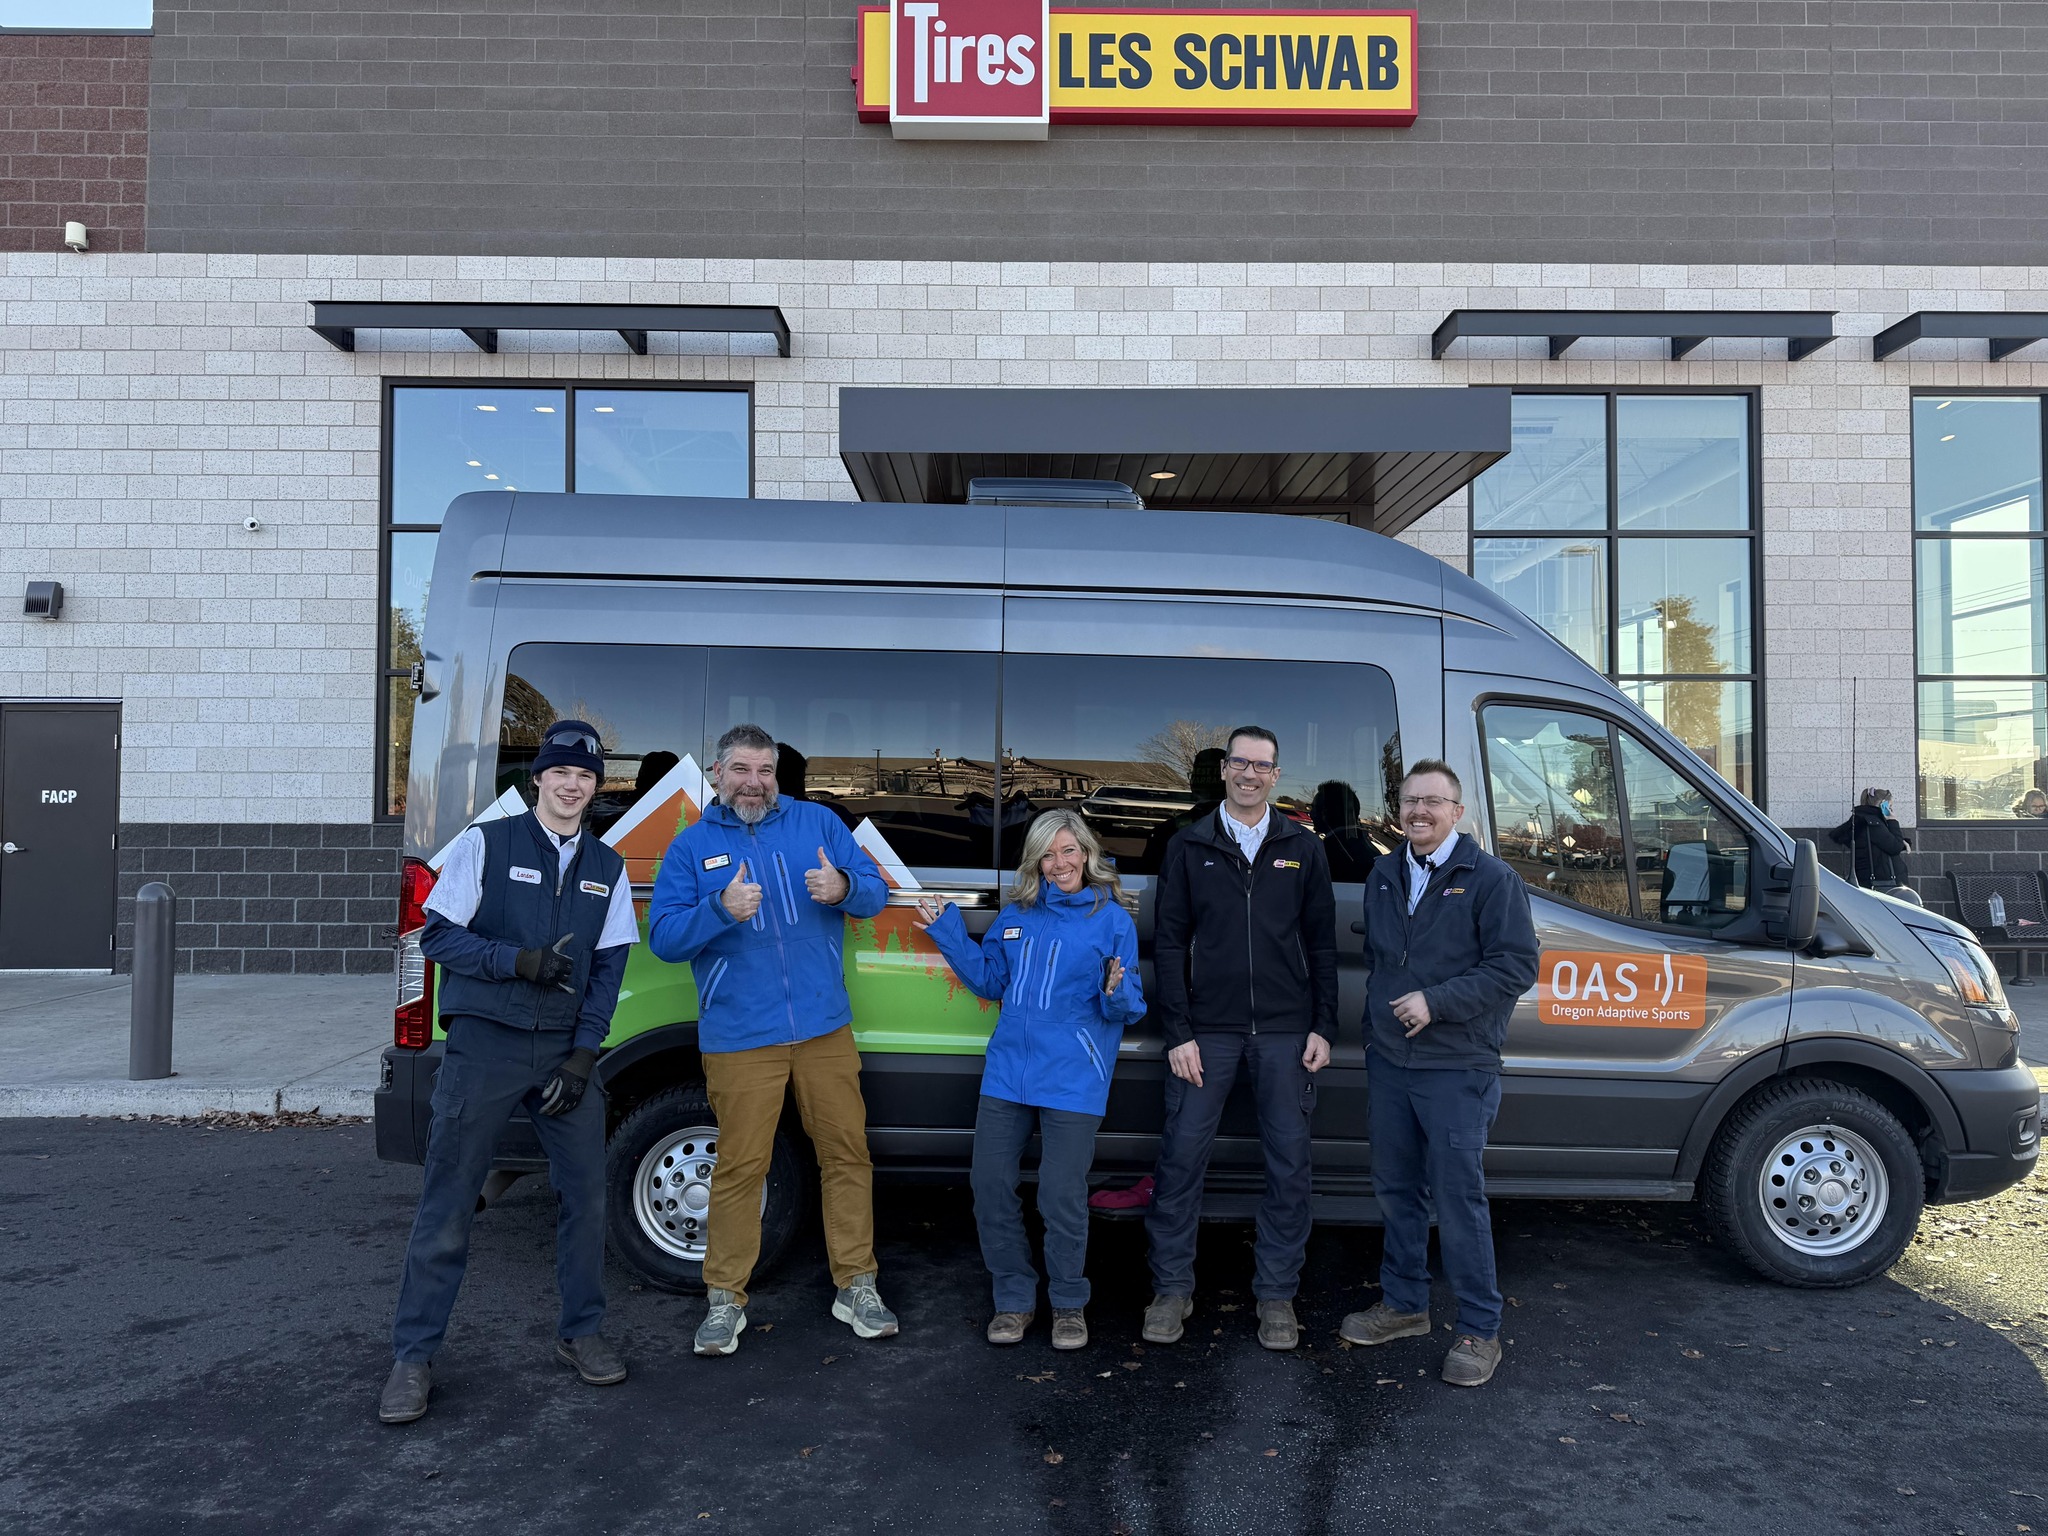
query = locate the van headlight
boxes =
[1914,930,2010,1010]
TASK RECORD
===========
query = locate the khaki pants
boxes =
[703,1024,876,1306]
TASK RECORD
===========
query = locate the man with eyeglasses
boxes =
[1341,758,1537,1388]
[380,719,638,1424]
[1143,726,1337,1352]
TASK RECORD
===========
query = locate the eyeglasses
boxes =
[1399,795,1460,810]
[543,729,600,755]
[1224,756,1279,776]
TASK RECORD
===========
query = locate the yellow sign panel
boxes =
[855,7,1418,127]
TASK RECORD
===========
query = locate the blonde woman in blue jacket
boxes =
[915,808,1144,1351]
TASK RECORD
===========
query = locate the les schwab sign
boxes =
[854,1,1418,138]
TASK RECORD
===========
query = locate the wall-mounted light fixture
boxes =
[62,222,88,254]
[24,580,63,619]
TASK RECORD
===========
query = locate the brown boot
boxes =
[1337,1301,1431,1346]
[986,1311,1035,1345]
[1442,1334,1502,1387]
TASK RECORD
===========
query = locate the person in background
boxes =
[1143,726,1337,1353]
[1829,788,1912,890]
[647,724,894,1358]
[380,719,638,1424]
[2014,788,2048,821]
[914,810,1143,1350]
[1343,759,1537,1389]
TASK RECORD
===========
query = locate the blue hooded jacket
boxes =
[926,882,1145,1117]
[647,798,888,1054]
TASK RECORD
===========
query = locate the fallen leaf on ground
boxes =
[1044,1449,1064,1465]
[1558,1436,1577,1445]
[1263,1449,1279,1457]
[1609,1412,1638,1424]
[798,1447,814,1459]
[1898,1487,1916,1497]
[756,1324,773,1333]
[1681,1349,1704,1359]
[1376,1378,1399,1386]
[1096,1371,1113,1379]
[1588,1383,1616,1391]
[1122,1361,1142,1371]
[821,1355,839,1365]
[1021,1371,1055,1383]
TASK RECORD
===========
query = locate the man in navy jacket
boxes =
[1342,758,1538,1388]
[380,720,639,1424]
[649,724,893,1358]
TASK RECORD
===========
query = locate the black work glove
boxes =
[514,934,577,992]
[538,1047,598,1118]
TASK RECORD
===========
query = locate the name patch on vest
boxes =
[1003,927,1023,940]
[580,880,610,897]
[702,853,732,871]
[509,866,543,885]
[1272,858,1301,869]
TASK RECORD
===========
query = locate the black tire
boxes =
[604,1083,807,1295]
[1700,1076,1925,1288]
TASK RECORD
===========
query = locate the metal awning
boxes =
[1873,311,2048,362]
[308,301,791,357]
[1432,309,1837,362]
[837,386,1511,536]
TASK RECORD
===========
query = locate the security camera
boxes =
[242,516,262,532]
[62,221,88,254]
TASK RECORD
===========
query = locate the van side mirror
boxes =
[1777,838,1819,951]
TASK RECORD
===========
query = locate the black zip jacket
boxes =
[1360,835,1539,1071]
[1152,808,1338,1047]
[1827,805,1909,888]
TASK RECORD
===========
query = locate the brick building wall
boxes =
[0,32,147,255]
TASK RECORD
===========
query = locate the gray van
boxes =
[375,491,2041,1292]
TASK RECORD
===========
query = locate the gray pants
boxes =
[1145,1030,1314,1301]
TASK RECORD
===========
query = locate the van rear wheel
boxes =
[604,1083,806,1295]
[1701,1077,1923,1288]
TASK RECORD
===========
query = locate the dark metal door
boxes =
[0,704,120,968]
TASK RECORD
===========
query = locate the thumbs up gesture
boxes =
[721,860,762,922]
[805,846,850,906]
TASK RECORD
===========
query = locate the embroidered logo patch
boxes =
[702,853,732,871]
[509,866,542,885]
[1003,927,1023,940]
[1272,858,1301,869]
[580,880,610,897]
[1445,887,1466,894]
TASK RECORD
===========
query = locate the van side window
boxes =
[1482,705,1632,917]
[1616,731,1750,931]
[1482,703,1754,932]
[1001,655,1400,879]
[501,643,709,837]
[705,648,999,871]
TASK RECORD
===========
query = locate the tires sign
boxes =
[1538,949,1707,1029]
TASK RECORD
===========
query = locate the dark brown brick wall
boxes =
[0,32,148,255]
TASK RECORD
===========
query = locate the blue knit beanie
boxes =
[531,719,605,779]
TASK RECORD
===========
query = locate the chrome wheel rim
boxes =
[1757,1122,1889,1257]
[634,1124,720,1262]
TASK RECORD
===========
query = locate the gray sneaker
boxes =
[1050,1309,1088,1351]
[986,1310,1034,1345]
[377,1360,431,1425]
[1443,1334,1502,1387]
[832,1272,899,1339]
[1338,1301,1431,1347]
[1256,1299,1300,1351]
[694,1289,747,1357]
[1141,1293,1193,1345]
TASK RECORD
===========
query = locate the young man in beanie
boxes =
[379,719,639,1424]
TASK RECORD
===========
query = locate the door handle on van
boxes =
[886,888,995,908]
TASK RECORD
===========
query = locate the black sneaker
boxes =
[378,1360,431,1424]
[556,1333,628,1386]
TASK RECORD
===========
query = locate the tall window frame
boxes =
[1466,385,1766,809]
[1911,387,2048,822]
[377,377,755,821]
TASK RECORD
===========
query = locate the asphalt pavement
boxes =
[2,1117,2045,1535]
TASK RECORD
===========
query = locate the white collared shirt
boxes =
[1405,830,1459,914]
[425,821,641,950]
[1220,803,1272,865]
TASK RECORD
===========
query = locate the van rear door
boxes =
[1466,691,1793,1192]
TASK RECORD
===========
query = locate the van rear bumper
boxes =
[373,1043,438,1164]
[1933,1063,2041,1202]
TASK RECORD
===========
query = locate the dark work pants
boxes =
[390,1015,607,1363]
[970,1094,1103,1313]
[1370,1053,1503,1339]
[1145,1030,1314,1302]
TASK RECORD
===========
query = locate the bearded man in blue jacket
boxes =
[648,723,893,1357]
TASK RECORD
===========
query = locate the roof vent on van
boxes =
[965,477,1145,510]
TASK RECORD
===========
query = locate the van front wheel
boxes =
[1701,1077,1924,1288]
[604,1083,806,1294]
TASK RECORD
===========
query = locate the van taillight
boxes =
[395,856,437,1050]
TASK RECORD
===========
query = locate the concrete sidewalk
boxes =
[0,971,387,1119]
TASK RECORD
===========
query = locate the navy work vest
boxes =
[438,812,626,1032]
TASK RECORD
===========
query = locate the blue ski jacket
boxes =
[926,882,1144,1117]
[647,799,888,1054]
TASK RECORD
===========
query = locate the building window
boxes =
[380,382,751,818]
[1471,392,1760,803]
[1912,394,2048,820]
